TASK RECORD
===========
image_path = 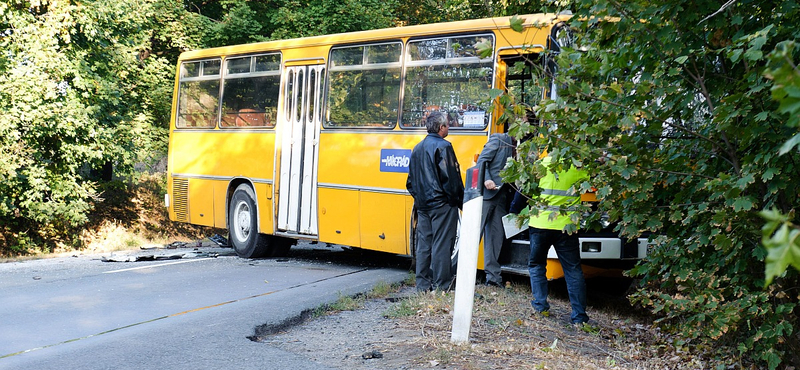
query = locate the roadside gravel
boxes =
[263,281,710,370]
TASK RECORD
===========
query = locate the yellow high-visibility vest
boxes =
[528,156,588,231]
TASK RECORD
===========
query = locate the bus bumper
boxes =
[499,237,651,280]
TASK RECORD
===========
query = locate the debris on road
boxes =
[165,241,188,249]
[361,350,383,359]
[209,234,229,247]
[101,254,182,262]
[100,238,229,262]
[100,251,222,262]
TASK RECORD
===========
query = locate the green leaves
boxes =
[0,0,204,250]
[732,197,755,212]
[764,40,800,145]
[780,134,800,155]
[760,209,800,286]
[509,15,525,33]
[501,1,800,368]
[475,39,494,59]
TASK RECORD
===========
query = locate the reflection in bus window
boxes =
[295,69,304,123]
[202,59,221,76]
[177,59,221,128]
[220,54,281,128]
[401,35,494,129]
[308,70,316,123]
[285,69,295,120]
[326,43,402,128]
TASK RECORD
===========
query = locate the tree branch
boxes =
[699,0,737,24]
[685,58,742,175]
[576,92,722,149]
[643,168,715,180]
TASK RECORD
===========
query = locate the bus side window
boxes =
[176,82,219,128]
[401,35,494,130]
[177,59,221,128]
[220,54,281,129]
[325,43,402,129]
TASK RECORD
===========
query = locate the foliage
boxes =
[761,209,800,287]
[393,0,557,26]
[762,39,800,286]
[502,1,800,367]
[188,0,400,47]
[0,0,201,252]
[4,0,515,254]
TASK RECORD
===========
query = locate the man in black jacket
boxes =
[406,111,464,292]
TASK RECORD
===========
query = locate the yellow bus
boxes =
[165,13,648,279]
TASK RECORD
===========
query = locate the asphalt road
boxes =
[0,241,410,370]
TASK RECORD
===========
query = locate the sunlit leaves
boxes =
[760,209,800,286]
[0,0,200,249]
[475,39,494,58]
[509,15,525,33]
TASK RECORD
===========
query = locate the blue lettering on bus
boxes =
[380,149,411,173]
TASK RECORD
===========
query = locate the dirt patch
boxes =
[264,282,710,369]
[263,287,427,369]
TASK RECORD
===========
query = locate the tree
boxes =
[503,0,799,367]
[0,0,201,251]
[188,0,400,47]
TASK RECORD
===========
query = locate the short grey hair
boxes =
[426,111,447,133]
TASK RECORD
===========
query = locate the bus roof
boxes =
[177,13,570,61]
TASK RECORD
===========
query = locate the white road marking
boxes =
[103,258,214,274]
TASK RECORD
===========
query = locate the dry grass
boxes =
[1,173,221,260]
[87,173,222,246]
[379,282,713,369]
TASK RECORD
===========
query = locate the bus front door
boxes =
[277,64,325,236]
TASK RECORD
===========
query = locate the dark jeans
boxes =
[415,205,459,292]
[528,228,589,324]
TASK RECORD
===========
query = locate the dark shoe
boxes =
[485,280,503,288]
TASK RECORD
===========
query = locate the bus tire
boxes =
[451,212,461,273]
[229,184,269,258]
[409,207,418,264]
[265,236,294,257]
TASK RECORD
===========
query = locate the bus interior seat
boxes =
[237,108,264,127]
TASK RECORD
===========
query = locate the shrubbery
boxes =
[502,1,799,367]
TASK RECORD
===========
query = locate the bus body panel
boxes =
[186,178,215,227]
[170,131,276,179]
[170,130,277,231]
[404,196,415,255]
[316,131,487,190]
[256,182,275,233]
[317,188,360,246]
[359,192,406,254]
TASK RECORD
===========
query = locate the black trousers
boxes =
[415,205,459,291]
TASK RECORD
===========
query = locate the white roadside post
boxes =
[451,164,484,344]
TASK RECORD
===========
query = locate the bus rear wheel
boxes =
[229,184,295,258]
[229,184,266,258]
